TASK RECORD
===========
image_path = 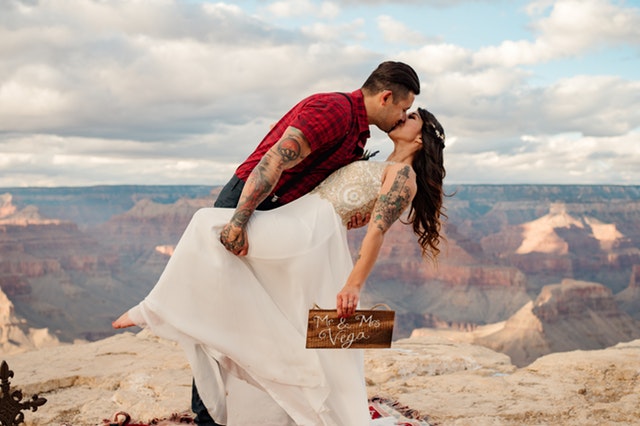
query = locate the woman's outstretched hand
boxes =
[336,285,360,318]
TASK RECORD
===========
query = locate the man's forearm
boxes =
[230,151,282,227]
[229,126,309,228]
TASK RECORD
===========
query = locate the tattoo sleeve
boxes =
[371,166,413,233]
[230,127,308,228]
[277,132,304,164]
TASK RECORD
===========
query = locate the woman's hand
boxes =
[346,212,371,230]
[336,284,361,318]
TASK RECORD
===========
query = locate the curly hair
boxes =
[404,107,446,260]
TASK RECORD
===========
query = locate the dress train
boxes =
[127,193,370,425]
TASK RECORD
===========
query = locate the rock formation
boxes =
[2,184,639,424]
[616,263,640,320]
[354,220,533,334]
[413,279,640,366]
[0,193,16,217]
[1,184,639,362]
[0,198,130,342]
[480,202,640,286]
[0,286,59,354]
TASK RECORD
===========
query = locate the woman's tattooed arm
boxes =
[370,165,414,233]
[335,164,416,315]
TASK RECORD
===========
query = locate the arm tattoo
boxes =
[220,223,247,251]
[229,128,307,228]
[278,137,301,163]
[276,128,306,165]
[250,151,278,198]
[372,166,413,233]
[230,209,252,228]
[231,152,279,228]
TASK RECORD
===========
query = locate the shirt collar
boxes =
[350,89,371,145]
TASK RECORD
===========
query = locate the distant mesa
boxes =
[413,279,640,367]
[155,245,175,256]
[0,193,62,226]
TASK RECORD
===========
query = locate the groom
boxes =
[195,60,420,425]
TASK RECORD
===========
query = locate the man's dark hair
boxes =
[361,61,421,101]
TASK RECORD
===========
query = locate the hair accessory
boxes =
[430,123,445,147]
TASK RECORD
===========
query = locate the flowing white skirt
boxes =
[128,193,370,425]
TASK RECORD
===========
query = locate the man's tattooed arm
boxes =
[231,127,310,227]
[220,126,310,255]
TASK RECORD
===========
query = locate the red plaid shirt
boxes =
[235,90,370,205]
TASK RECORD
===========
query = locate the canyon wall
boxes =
[1,184,639,365]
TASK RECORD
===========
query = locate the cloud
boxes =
[0,0,382,186]
[474,0,640,67]
[336,0,487,5]
[0,0,376,142]
[0,0,637,187]
[400,44,471,75]
[445,130,640,185]
[0,66,73,123]
[265,0,341,19]
[376,15,429,45]
[434,74,639,160]
[537,75,640,137]
[302,19,366,42]
[404,46,639,142]
[0,132,241,187]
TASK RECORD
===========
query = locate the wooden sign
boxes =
[306,305,395,349]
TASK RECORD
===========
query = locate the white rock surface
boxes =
[366,336,640,426]
[2,331,639,425]
[2,330,192,425]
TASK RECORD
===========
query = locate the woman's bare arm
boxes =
[336,163,417,317]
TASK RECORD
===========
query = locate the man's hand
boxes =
[346,212,371,230]
[220,222,249,256]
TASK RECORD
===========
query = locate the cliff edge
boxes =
[2,331,639,425]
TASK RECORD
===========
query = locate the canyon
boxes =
[1,184,640,369]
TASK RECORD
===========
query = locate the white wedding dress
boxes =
[126,160,391,426]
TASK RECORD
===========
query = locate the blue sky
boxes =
[0,0,638,187]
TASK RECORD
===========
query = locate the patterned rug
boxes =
[369,396,433,426]
[102,397,433,425]
[101,412,193,426]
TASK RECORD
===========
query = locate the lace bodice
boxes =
[311,161,388,226]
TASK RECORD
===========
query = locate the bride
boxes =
[113,108,446,425]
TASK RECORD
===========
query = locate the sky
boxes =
[0,0,639,188]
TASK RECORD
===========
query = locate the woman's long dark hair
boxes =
[405,107,446,260]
